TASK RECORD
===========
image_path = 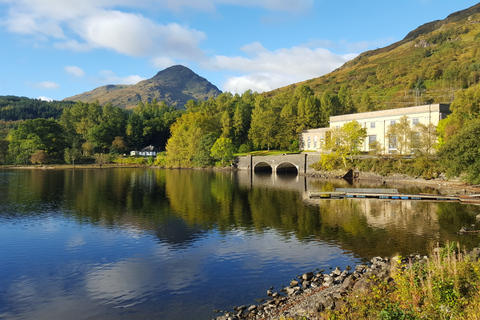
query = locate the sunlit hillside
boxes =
[267,3,480,111]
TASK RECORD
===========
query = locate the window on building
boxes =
[368,135,377,150]
[411,132,420,151]
[370,122,375,129]
[412,118,419,126]
[314,136,317,149]
[389,135,397,152]
[320,138,324,147]
[390,120,396,125]
[307,136,311,149]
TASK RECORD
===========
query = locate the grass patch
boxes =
[234,150,300,156]
[324,242,480,320]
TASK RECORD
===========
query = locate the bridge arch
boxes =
[254,162,273,173]
[276,162,298,174]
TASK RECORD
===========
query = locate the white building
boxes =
[130,145,160,157]
[300,104,451,154]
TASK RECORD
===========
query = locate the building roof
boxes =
[140,145,159,152]
[329,103,451,123]
[302,127,330,134]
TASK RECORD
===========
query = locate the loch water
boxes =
[0,168,479,320]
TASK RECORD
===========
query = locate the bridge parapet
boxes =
[236,153,321,174]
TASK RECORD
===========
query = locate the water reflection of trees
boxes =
[3,169,480,256]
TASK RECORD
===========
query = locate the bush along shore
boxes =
[215,243,480,320]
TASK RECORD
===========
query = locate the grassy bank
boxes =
[311,156,445,181]
[323,242,480,320]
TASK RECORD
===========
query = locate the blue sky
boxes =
[0,0,478,101]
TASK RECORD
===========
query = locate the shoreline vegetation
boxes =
[215,243,480,320]
[4,154,480,199]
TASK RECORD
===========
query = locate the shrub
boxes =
[238,143,252,154]
[310,152,348,171]
[325,242,480,319]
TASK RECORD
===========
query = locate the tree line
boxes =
[0,95,73,122]
[0,85,356,167]
[2,80,480,186]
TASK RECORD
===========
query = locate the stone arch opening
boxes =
[276,162,298,174]
[254,162,273,173]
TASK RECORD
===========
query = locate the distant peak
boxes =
[151,65,195,80]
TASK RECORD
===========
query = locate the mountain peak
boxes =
[149,65,211,87]
[64,65,222,109]
[152,65,194,80]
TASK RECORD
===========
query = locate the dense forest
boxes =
[0,96,74,121]
[0,78,479,185]
[0,86,343,167]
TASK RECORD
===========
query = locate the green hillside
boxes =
[64,65,222,109]
[267,3,480,111]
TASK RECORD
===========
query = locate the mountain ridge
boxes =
[267,2,480,111]
[64,65,222,109]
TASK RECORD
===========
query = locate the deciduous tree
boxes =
[210,137,235,166]
[248,96,279,151]
[8,118,67,163]
[439,118,480,184]
[387,116,412,156]
[0,139,8,164]
[326,120,367,167]
[64,147,82,167]
[30,150,49,165]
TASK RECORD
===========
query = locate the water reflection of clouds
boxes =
[210,229,348,271]
[4,275,105,320]
[66,234,86,249]
[1,221,356,320]
[86,259,155,305]
[85,242,209,306]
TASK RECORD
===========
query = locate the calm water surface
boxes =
[1,168,479,320]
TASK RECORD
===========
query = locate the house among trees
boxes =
[300,104,451,155]
[130,145,160,157]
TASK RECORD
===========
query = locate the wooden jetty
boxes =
[309,188,480,204]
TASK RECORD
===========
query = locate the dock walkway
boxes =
[309,188,478,203]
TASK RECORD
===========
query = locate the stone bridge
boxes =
[236,154,321,175]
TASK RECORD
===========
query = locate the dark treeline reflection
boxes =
[2,169,479,256]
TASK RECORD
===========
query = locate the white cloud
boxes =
[161,0,313,13]
[151,56,177,69]
[223,73,295,94]
[205,42,356,93]
[37,96,54,101]
[54,40,93,52]
[1,1,206,59]
[65,66,86,77]
[1,0,359,95]
[0,0,311,60]
[97,70,146,85]
[32,81,60,89]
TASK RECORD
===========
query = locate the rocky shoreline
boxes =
[215,248,480,320]
[214,255,394,320]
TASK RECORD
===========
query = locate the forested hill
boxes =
[64,65,222,109]
[0,96,74,121]
[266,2,480,112]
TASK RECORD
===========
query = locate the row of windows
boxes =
[368,118,420,129]
[306,136,325,149]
